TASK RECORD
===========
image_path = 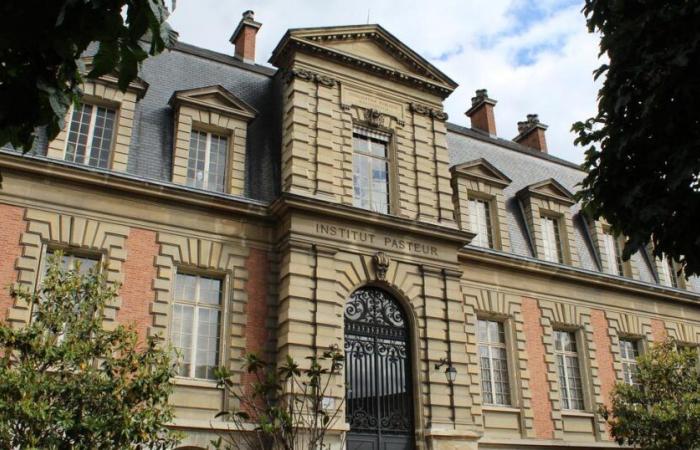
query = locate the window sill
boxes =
[561,410,595,418]
[171,377,221,389]
[482,405,521,414]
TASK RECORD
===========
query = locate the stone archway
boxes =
[344,286,415,450]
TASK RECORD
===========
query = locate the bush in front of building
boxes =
[602,339,700,450]
[212,346,345,450]
[0,253,179,449]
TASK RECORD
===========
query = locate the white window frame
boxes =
[170,271,225,381]
[541,215,563,263]
[659,256,679,288]
[187,129,229,192]
[64,103,117,167]
[554,330,585,411]
[619,338,640,386]
[352,126,391,214]
[469,198,493,248]
[477,318,512,406]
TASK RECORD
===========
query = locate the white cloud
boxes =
[168,0,602,163]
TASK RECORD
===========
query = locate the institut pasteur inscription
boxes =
[315,222,439,256]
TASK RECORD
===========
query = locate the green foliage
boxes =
[212,346,345,450]
[573,1,700,276]
[0,0,177,151]
[602,339,700,450]
[0,253,179,449]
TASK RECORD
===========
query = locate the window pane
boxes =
[208,134,227,192]
[187,130,208,189]
[195,307,221,379]
[477,319,511,406]
[353,132,389,214]
[555,331,584,410]
[199,277,222,305]
[175,273,197,302]
[66,104,93,164]
[171,304,194,377]
[88,106,116,168]
[541,216,562,263]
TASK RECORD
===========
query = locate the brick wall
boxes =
[0,204,25,321]
[590,309,616,412]
[243,247,269,356]
[651,318,667,343]
[118,228,158,342]
[521,296,555,439]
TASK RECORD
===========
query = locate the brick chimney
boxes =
[465,89,497,136]
[514,114,548,153]
[229,10,261,63]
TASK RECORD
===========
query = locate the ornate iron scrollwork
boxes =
[344,287,413,438]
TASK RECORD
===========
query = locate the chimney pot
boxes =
[230,10,262,63]
[465,88,498,136]
[514,113,549,153]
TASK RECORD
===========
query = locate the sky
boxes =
[167,0,602,164]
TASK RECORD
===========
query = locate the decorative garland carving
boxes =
[285,68,338,87]
[409,102,448,121]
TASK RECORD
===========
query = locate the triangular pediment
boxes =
[518,178,576,205]
[451,158,511,188]
[270,24,458,97]
[169,85,257,121]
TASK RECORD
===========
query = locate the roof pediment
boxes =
[450,158,512,188]
[168,85,257,121]
[517,178,576,206]
[270,24,458,98]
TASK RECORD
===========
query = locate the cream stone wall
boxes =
[279,52,457,228]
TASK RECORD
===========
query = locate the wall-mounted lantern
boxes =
[435,357,457,383]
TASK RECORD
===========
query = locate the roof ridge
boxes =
[172,41,277,77]
[446,122,583,172]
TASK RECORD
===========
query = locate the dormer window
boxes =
[187,130,229,192]
[352,127,389,214]
[540,215,563,263]
[468,198,493,248]
[65,103,116,169]
[517,179,579,266]
[602,230,624,276]
[659,256,680,288]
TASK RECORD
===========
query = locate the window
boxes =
[659,256,679,288]
[603,231,624,276]
[477,319,511,406]
[352,128,389,214]
[619,339,640,385]
[469,198,493,248]
[45,250,99,274]
[554,330,585,410]
[541,215,563,263]
[65,103,116,168]
[170,273,223,380]
[186,130,228,192]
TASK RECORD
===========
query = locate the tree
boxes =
[0,0,177,151]
[572,1,700,276]
[211,347,345,450]
[601,339,700,450]
[0,253,179,449]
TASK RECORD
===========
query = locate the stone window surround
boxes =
[462,286,537,439]
[169,85,257,197]
[153,232,249,390]
[46,74,146,172]
[587,219,640,279]
[450,158,512,252]
[7,208,129,329]
[605,312,653,383]
[653,253,687,289]
[537,300,607,440]
[517,179,580,267]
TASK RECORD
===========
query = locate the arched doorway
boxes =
[344,286,415,450]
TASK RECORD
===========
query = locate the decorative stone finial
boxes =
[372,252,390,280]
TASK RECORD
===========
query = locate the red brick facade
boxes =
[651,318,667,342]
[0,204,24,321]
[118,228,158,342]
[521,296,554,439]
[590,309,616,413]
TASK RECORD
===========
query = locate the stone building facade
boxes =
[1,11,699,450]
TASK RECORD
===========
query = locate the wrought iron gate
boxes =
[344,287,414,450]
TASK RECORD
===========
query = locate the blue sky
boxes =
[168,0,601,164]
